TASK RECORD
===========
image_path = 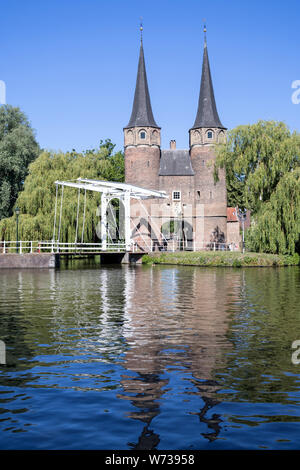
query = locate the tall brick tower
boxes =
[124,27,161,192]
[124,26,162,248]
[189,26,227,245]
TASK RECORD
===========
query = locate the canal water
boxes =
[0,262,300,450]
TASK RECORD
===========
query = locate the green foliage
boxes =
[283,252,300,265]
[141,255,155,265]
[215,120,300,254]
[144,251,299,267]
[232,258,242,267]
[0,140,124,242]
[0,105,40,220]
[245,167,300,254]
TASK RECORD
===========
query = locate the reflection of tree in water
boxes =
[219,267,300,404]
[0,272,36,376]
[0,272,42,429]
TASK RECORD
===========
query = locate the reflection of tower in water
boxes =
[118,266,238,447]
[120,266,163,449]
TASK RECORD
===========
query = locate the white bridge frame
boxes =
[53,178,168,252]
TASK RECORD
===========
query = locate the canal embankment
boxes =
[142,251,300,267]
[0,253,60,268]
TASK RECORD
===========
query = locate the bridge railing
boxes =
[131,239,239,252]
[0,241,127,254]
[1,240,239,254]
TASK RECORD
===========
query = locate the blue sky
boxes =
[1,0,299,153]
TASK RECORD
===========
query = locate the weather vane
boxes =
[203,19,207,44]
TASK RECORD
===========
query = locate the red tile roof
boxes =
[227,207,239,222]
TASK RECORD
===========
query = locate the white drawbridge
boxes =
[53,178,168,252]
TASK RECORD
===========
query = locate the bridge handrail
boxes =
[0,240,239,253]
[0,240,127,254]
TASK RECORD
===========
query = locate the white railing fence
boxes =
[0,241,126,254]
[131,239,239,252]
[1,239,239,254]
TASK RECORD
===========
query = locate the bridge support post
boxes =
[123,192,131,252]
[101,193,108,251]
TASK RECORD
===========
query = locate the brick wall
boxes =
[125,146,160,191]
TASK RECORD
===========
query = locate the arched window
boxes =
[152,130,159,144]
[139,130,147,140]
[126,130,134,145]
[194,130,201,143]
[207,130,213,139]
[218,131,225,143]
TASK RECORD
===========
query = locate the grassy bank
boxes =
[142,251,300,267]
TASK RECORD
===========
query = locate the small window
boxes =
[197,190,201,199]
[147,161,150,167]
[207,131,213,139]
[140,131,146,139]
[202,160,205,166]
[172,191,181,201]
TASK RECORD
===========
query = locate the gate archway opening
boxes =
[161,218,194,251]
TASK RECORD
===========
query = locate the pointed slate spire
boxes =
[125,28,159,129]
[191,27,225,130]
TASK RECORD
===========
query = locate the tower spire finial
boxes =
[190,22,225,130]
[124,20,159,129]
[140,17,143,44]
[203,19,207,46]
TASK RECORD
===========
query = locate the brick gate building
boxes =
[124,28,231,251]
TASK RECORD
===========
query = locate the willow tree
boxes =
[0,140,124,243]
[214,121,300,254]
[246,167,300,254]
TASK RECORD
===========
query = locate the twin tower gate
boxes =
[53,178,168,252]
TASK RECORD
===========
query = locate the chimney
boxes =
[170,140,176,149]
